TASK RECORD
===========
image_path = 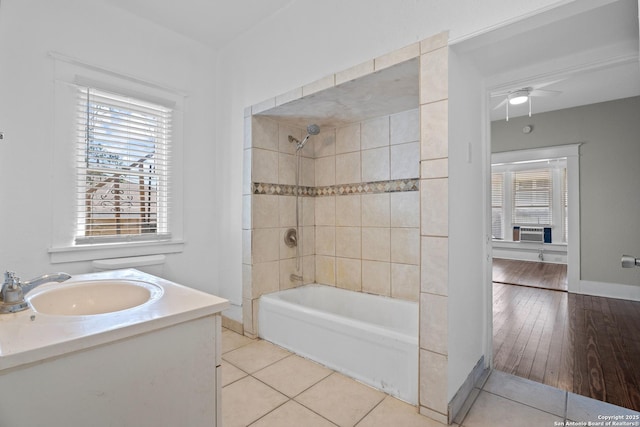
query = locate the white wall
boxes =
[0,0,219,294]
[447,47,487,400]
[216,0,570,304]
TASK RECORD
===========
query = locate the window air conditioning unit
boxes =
[519,227,544,242]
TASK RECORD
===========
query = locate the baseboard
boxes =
[222,303,244,334]
[448,356,489,424]
[221,315,244,334]
[578,280,640,302]
[492,248,567,264]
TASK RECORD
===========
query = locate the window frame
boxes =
[75,86,172,244]
[49,53,184,263]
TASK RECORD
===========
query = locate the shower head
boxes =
[294,124,321,151]
[307,124,320,135]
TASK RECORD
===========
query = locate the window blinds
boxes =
[491,172,504,239]
[75,87,172,243]
[512,168,552,225]
[563,168,568,243]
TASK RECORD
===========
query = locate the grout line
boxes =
[353,395,387,427]
[258,369,340,427]
[292,396,340,427]
[246,398,290,426]
[220,362,250,389]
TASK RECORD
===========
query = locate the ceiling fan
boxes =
[492,81,562,121]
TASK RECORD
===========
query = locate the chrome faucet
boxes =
[0,271,71,313]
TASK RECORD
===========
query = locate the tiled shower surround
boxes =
[243,31,452,424]
[245,109,420,307]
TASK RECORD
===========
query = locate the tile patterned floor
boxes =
[221,328,640,427]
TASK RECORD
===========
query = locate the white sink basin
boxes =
[27,280,163,316]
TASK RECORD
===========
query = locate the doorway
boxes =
[452,0,640,412]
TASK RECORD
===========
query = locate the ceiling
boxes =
[103,0,639,125]
[102,0,293,50]
[468,0,640,121]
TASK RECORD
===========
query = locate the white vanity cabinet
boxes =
[0,270,228,427]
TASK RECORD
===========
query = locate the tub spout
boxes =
[0,271,71,313]
[290,273,303,282]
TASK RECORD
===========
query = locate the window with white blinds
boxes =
[75,87,172,243]
[492,172,504,239]
[563,168,568,243]
[512,168,552,226]
[491,146,578,246]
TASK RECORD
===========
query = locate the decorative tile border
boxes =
[252,178,419,197]
[251,183,315,196]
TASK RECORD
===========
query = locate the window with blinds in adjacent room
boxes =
[512,168,552,226]
[492,172,504,239]
[75,87,172,244]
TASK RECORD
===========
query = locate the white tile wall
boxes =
[421,100,448,160]
[391,142,419,180]
[361,193,390,227]
[316,226,336,256]
[313,129,336,158]
[390,108,419,145]
[335,195,361,227]
[336,152,361,184]
[315,196,336,226]
[252,195,279,229]
[420,292,448,355]
[336,123,361,154]
[253,228,280,263]
[421,236,448,296]
[361,116,389,150]
[252,116,278,151]
[336,258,362,291]
[390,228,420,264]
[278,153,296,185]
[315,156,335,187]
[362,227,390,262]
[252,148,278,183]
[391,263,419,301]
[315,255,336,285]
[278,196,296,228]
[362,147,390,182]
[335,226,361,259]
[362,260,391,296]
[421,178,448,236]
[390,192,420,228]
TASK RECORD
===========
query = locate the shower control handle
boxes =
[284,228,298,248]
[621,255,640,268]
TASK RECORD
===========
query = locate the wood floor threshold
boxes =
[493,280,568,293]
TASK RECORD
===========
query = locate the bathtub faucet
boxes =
[0,271,71,314]
[290,273,303,282]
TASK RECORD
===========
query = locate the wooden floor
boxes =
[493,282,640,411]
[493,258,567,291]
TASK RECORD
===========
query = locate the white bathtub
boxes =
[258,284,418,404]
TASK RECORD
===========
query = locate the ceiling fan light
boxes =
[509,91,529,105]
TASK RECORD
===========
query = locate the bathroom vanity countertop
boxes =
[0,269,229,371]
